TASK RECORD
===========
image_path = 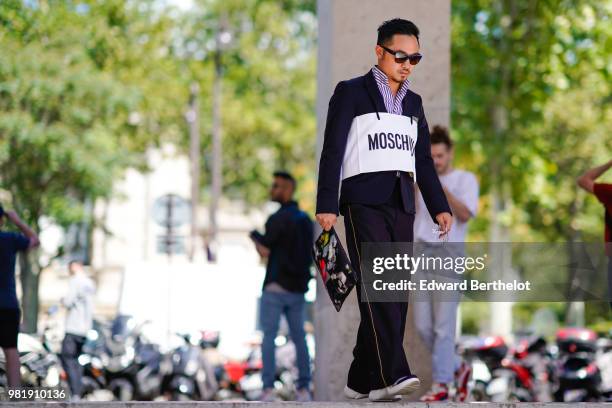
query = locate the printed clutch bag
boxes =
[312,227,358,312]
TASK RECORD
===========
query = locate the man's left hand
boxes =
[254,242,270,258]
[435,212,453,239]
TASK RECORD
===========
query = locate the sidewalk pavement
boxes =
[1,402,610,407]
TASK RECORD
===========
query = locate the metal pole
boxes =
[166,196,174,344]
[210,17,226,250]
[188,83,200,261]
[165,196,174,262]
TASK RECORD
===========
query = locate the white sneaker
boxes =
[368,389,402,402]
[388,376,420,396]
[369,376,420,402]
[344,385,368,399]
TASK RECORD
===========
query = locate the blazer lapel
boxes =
[401,87,417,117]
[364,70,388,114]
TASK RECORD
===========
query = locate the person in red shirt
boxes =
[577,159,612,306]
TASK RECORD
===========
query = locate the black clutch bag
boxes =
[312,227,358,312]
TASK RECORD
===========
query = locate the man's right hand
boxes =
[5,210,19,223]
[316,213,337,231]
[5,210,40,249]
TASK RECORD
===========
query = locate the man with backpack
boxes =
[249,171,314,402]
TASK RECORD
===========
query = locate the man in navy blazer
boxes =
[315,19,452,401]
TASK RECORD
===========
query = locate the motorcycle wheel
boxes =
[171,393,192,401]
[471,380,489,401]
[81,376,101,398]
[109,378,134,401]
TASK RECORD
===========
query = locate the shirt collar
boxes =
[280,200,298,208]
[372,65,411,88]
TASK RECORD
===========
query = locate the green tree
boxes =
[175,0,317,211]
[0,0,185,331]
[452,0,611,327]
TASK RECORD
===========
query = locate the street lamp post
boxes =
[187,83,200,261]
[210,15,231,249]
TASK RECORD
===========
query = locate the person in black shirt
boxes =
[0,204,40,389]
[250,171,313,402]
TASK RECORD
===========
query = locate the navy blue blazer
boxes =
[316,69,451,222]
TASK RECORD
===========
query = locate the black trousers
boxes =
[61,333,86,397]
[342,178,415,392]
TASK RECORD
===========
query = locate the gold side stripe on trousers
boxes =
[348,205,389,389]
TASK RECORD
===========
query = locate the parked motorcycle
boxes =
[459,333,555,402]
[503,334,554,402]
[553,327,601,402]
[102,315,168,401]
[215,334,309,401]
[459,335,507,401]
[79,320,111,399]
[162,332,218,401]
[0,333,64,391]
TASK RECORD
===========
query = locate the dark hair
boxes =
[273,171,296,190]
[430,125,453,148]
[0,204,4,218]
[377,18,420,46]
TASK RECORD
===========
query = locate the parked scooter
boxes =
[103,315,168,401]
[215,334,310,401]
[460,334,555,402]
[595,335,612,401]
[503,334,554,402]
[459,335,508,401]
[553,327,601,402]
[162,333,218,401]
[0,333,64,390]
[79,320,110,398]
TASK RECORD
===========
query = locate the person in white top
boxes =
[413,126,479,402]
[60,261,96,400]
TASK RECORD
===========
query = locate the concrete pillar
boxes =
[314,0,450,401]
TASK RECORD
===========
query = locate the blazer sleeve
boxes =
[414,95,452,223]
[316,81,354,215]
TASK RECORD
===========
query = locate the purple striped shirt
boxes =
[371,65,410,115]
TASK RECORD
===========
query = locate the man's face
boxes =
[376,34,420,85]
[431,143,453,174]
[68,262,82,276]
[269,177,292,203]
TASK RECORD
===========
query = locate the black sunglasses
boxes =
[378,44,422,65]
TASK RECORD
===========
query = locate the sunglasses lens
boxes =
[409,55,422,65]
[394,53,422,65]
[394,52,408,63]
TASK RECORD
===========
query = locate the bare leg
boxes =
[2,348,21,388]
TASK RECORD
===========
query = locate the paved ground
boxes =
[2,403,612,407]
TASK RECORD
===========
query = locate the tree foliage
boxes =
[0,0,608,331]
[452,0,611,325]
[452,0,611,243]
[0,0,187,331]
[174,0,317,207]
